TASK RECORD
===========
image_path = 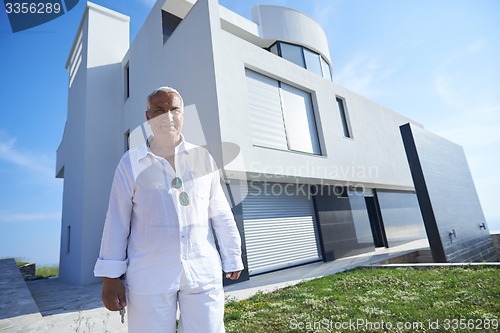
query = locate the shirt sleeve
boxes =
[208,158,244,273]
[94,156,134,278]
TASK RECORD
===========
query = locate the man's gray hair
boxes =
[147,86,184,108]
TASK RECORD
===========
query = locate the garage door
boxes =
[242,182,321,275]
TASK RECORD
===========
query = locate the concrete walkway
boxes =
[0,258,47,333]
[0,239,429,333]
[224,238,430,300]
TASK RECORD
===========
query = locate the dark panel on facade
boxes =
[376,190,427,247]
[365,196,388,248]
[313,186,375,261]
[222,181,249,285]
[400,123,496,263]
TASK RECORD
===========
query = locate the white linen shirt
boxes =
[94,139,244,294]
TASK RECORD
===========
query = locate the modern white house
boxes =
[56,0,494,285]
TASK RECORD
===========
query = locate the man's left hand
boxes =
[225,271,242,280]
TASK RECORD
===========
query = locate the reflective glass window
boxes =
[321,56,332,80]
[280,42,305,68]
[304,48,323,76]
[269,43,279,56]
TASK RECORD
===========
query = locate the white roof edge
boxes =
[253,4,319,25]
[65,2,130,69]
[219,5,259,36]
[87,2,130,22]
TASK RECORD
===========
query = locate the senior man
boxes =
[94,87,243,333]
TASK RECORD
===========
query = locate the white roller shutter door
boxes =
[242,182,321,275]
[245,69,288,150]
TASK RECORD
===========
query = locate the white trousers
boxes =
[126,271,225,333]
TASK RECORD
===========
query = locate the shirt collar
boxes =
[137,134,188,162]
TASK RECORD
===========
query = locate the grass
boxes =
[36,265,59,278]
[224,266,500,332]
[15,260,30,267]
[15,259,59,278]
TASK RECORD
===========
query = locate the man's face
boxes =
[146,91,184,143]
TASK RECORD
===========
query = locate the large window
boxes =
[245,69,321,155]
[267,41,332,80]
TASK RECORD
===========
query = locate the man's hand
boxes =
[101,277,127,311]
[225,271,242,280]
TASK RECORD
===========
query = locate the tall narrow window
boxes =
[336,97,352,138]
[67,225,71,254]
[162,10,182,43]
[124,130,130,152]
[124,62,130,99]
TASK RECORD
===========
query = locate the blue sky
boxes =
[0,0,499,265]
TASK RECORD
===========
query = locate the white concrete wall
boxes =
[252,5,331,62]
[58,3,129,284]
[122,0,224,160]
[59,0,426,284]
[214,28,419,190]
[58,15,90,284]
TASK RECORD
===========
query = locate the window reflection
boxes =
[303,48,322,76]
[376,191,426,247]
[279,43,305,68]
[267,41,332,81]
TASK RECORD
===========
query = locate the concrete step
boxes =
[0,258,47,332]
[416,255,434,263]
[416,249,434,263]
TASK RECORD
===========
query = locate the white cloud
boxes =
[311,0,341,29]
[432,103,500,147]
[434,40,498,114]
[431,41,500,231]
[135,0,156,7]
[0,211,61,223]
[334,53,398,98]
[0,130,55,179]
[466,38,485,54]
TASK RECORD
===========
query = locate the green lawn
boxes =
[15,259,59,278]
[36,265,59,278]
[224,266,499,332]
